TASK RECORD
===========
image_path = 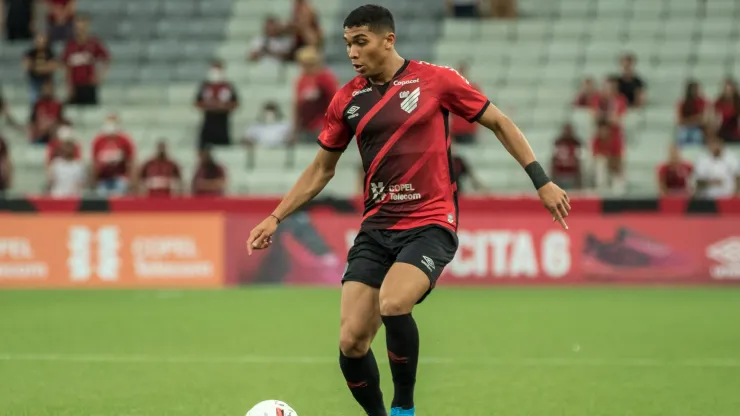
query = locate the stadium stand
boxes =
[0,0,738,197]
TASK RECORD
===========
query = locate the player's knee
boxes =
[379,296,413,316]
[339,327,373,358]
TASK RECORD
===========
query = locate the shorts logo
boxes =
[707,237,740,279]
[347,105,361,120]
[370,182,386,202]
[421,255,435,272]
[447,213,454,224]
[400,87,421,114]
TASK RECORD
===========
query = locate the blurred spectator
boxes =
[0,85,22,130]
[30,81,64,145]
[713,78,740,143]
[591,76,628,127]
[294,46,338,143]
[592,119,625,194]
[62,14,110,106]
[249,16,292,65]
[289,0,323,59]
[615,53,646,108]
[192,146,226,196]
[91,114,135,196]
[550,123,582,190]
[450,62,481,144]
[676,80,707,146]
[47,139,86,198]
[451,152,487,193]
[244,102,292,148]
[0,132,11,193]
[138,141,182,197]
[46,122,80,164]
[44,0,75,44]
[23,33,57,103]
[657,144,693,197]
[4,0,35,41]
[693,134,739,198]
[490,0,517,18]
[573,77,599,108]
[446,0,481,18]
[195,60,239,148]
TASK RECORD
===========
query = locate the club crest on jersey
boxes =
[400,87,421,114]
[370,182,386,202]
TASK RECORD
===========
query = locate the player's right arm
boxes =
[247,89,352,254]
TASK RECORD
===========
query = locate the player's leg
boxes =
[339,282,385,415]
[339,230,394,416]
[379,226,458,414]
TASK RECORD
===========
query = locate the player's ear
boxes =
[384,32,395,50]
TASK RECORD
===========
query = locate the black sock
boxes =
[339,349,387,416]
[381,314,419,410]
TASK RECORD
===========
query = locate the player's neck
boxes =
[368,54,406,85]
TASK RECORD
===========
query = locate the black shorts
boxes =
[68,85,98,106]
[342,225,458,304]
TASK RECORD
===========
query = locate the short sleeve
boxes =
[317,93,351,152]
[439,67,490,123]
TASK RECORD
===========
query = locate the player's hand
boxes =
[537,182,570,230]
[246,216,279,255]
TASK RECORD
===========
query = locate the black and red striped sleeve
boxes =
[317,89,352,152]
[438,67,490,123]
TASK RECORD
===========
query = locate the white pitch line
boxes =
[0,353,739,368]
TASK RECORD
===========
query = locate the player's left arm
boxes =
[477,105,570,228]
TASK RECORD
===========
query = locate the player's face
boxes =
[344,26,392,77]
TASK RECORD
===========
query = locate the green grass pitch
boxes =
[1,287,739,415]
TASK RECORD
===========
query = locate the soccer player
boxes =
[246,5,570,416]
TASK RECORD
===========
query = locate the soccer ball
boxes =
[246,400,298,416]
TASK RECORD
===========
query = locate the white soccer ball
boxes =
[246,400,298,416]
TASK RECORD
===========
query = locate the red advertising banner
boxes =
[225,213,740,285]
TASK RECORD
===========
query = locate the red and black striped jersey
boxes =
[318,60,490,232]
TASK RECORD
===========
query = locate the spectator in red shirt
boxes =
[451,152,487,194]
[46,122,81,164]
[573,77,599,108]
[676,80,707,146]
[62,14,110,106]
[450,62,481,145]
[0,134,11,193]
[550,123,582,190]
[195,60,239,148]
[592,119,625,194]
[294,46,338,143]
[91,114,135,196]
[23,34,57,103]
[30,82,64,144]
[289,0,323,59]
[591,76,628,128]
[192,146,226,196]
[45,0,76,44]
[138,141,182,197]
[713,78,740,143]
[657,144,693,196]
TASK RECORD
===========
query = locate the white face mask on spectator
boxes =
[208,68,224,83]
[264,111,277,123]
[101,121,119,134]
[57,126,74,140]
